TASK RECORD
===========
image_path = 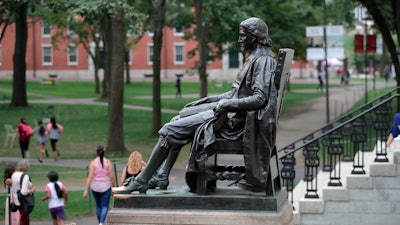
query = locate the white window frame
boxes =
[42,24,51,38]
[67,45,78,65]
[42,44,53,66]
[174,43,185,65]
[147,44,153,65]
[173,27,184,37]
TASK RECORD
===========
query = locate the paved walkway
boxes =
[0,78,396,225]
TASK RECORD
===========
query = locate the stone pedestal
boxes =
[107,186,294,225]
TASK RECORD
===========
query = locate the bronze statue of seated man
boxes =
[113,17,277,194]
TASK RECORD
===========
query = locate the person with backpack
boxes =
[11,118,33,159]
[11,159,36,225]
[42,171,68,225]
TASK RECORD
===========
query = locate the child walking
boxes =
[33,120,47,163]
[42,171,68,225]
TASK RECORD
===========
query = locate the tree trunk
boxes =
[11,3,28,107]
[94,41,100,94]
[100,17,111,100]
[362,0,400,111]
[151,0,166,135]
[104,8,126,154]
[194,0,210,98]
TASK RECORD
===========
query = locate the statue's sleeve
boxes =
[228,56,276,111]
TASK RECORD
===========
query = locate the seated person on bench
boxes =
[113,17,277,194]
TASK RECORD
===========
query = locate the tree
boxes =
[170,0,247,98]
[46,0,141,154]
[102,8,126,153]
[357,0,400,111]
[37,8,104,94]
[0,0,42,107]
[150,0,166,134]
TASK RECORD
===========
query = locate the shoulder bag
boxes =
[17,173,35,215]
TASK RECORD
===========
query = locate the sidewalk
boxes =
[1,79,396,225]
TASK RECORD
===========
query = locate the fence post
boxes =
[8,186,11,225]
[86,165,92,214]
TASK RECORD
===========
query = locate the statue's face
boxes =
[238,27,256,51]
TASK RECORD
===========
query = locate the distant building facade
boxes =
[0,16,306,82]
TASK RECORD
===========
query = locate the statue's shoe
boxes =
[148,174,169,190]
[128,179,148,194]
[112,186,130,194]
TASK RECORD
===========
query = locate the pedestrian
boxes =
[119,151,146,186]
[386,113,400,149]
[83,145,116,225]
[11,159,36,225]
[33,120,47,163]
[4,164,20,225]
[46,117,63,161]
[316,72,323,92]
[384,65,390,83]
[11,118,33,159]
[42,171,68,225]
[176,77,182,98]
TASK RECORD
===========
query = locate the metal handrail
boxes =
[278,89,398,201]
[278,87,400,154]
[279,93,398,160]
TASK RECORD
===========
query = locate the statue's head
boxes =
[239,17,272,48]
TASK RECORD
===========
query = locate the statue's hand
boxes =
[185,97,209,108]
[213,99,230,116]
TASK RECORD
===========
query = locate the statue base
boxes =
[107,186,293,225]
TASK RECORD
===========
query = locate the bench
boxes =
[144,74,153,78]
[40,77,55,86]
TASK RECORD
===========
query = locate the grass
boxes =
[0,80,328,158]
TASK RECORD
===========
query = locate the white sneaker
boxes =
[112,186,128,194]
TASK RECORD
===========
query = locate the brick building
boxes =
[0,17,307,82]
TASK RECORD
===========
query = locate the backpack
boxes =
[19,124,32,141]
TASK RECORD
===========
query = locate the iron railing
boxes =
[278,87,399,202]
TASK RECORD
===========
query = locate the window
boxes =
[147,44,153,65]
[228,49,239,68]
[42,24,51,37]
[68,45,78,65]
[42,45,52,65]
[67,27,77,37]
[174,27,184,37]
[174,44,184,64]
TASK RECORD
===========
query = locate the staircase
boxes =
[293,143,400,225]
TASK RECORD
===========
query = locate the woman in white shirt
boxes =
[42,171,68,225]
[11,159,36,225]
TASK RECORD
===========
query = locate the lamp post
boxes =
[363,16,372,103]
[363,18,368,104]
[323,0,330,123]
